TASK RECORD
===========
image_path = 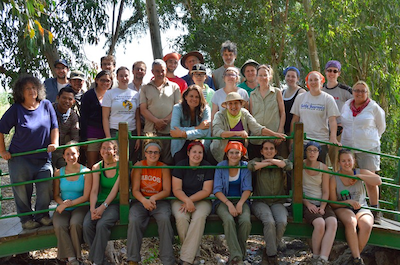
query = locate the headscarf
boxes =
[305,71,325,89]
[224,141,247,155]
[283,66,300,78]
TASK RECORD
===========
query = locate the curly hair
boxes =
[13,75,46,103]
[181,85,207,122]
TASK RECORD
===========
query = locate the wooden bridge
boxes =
[1,123,400,258]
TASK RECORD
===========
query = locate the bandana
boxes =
[350,98,370,117]
[224,141,247,155]
[305,71,325,89]
[227,110,242,129]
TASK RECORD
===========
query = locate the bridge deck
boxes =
[1,213,399,258]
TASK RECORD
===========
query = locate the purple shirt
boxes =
[230,120,244,131]
[0,100,58,159]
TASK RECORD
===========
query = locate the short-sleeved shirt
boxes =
[238,81,257,96]
[0,100,58,159]
[172,159,214,197]
[211,88,249,111]
[140,80,181,134]
[167,76,188,94]
[212,66,242,90]
[290,91,340,142]
[103,88,140,131]
[140,160,164,196]
[322,83,352,124]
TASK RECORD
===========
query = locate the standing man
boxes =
[44,59,69,102]
[69,70,87,116]
[181,51,215,90]
[51,86,80,168]
[163,52,188,94]
[128,61,147,92]
[212,41,241,90]
[90,55,118,89]
[140,60,181,165]
[322,60,352,169]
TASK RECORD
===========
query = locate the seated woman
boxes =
[210,92,285,163]
[172,141,214,265]
[303,141,337,265]
[329,149,381,265]
[83,140,120,265]
[127,139,175,265]
[213,141,252,265]
[248,140,293,265]
[170,85,211,164]
[53,142,92,265]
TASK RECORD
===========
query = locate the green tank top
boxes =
[98,161,120,204]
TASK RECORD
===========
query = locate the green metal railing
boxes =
[1,122,399,228]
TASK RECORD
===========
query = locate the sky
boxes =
[83,27,189,84]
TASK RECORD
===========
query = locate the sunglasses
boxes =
[326,69,339,73]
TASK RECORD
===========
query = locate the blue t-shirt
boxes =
[0,100,58,159]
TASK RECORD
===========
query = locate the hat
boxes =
[240,59,259,77]
[163,52,181,62]
[283,66,300,78]
[224,141,247,155]
[221,92,246,108]
[324,60,341,71]
[187,141,205,152]
[181,51,205,69]
[54,59,69,68]
[191,64,207,74]
[70,70,85,80]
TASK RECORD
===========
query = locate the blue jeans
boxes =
[8,156,53,223]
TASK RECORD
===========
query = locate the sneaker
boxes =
[277,239,287,252]
[21,220,40,229]
[372,210,382,225]
[315,257,329,265]
[38,216,52,226]
[353,257,365,265]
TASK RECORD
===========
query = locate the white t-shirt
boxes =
[103,88,139,131]
[290,91,340,142]
[211,88,249,111]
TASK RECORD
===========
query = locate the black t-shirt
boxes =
[172,158,214,197]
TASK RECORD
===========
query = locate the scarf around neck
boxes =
[227,110,242,129]
[350,98,370,117]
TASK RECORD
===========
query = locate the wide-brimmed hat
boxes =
[221,92,246,108]
[70,70,85,80]
[191,64,207,74]
[163,52,181,62]
[181,51,205,69]
[240,59,259,77]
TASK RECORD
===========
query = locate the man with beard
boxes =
[163,52,187,94]
[128,61,147,92]
[212,41,242,90]
[45,59,70,102]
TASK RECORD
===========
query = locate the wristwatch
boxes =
[103,202,109,208]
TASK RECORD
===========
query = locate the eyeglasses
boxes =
[326,69,339,73]
[193,73,206,77]
[145,150,160,155]
[353,89,367,94]
[224,73,238,77]
[306,149,319,153]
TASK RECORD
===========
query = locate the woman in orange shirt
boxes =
[126,139,175,265]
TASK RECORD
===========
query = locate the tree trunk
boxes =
[145,0,163,60]
[43,45,59,77]
[109,0,125,56]
[303,0,320,71]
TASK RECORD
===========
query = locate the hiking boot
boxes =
[372,210,382,225]
[38,216,52,226]
[21,220,40,229]
[353,257,365,265]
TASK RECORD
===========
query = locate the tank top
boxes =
[98,161,120,203]
[140,160,164,196]
[283,88,300,134]
[302,162,324,206]
[334,169,368,207]
[59,165,86,210]
[228,170,241,197]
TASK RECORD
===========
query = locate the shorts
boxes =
[355,146,380,172]
[87,138,103,152]
[351,207,372,216]
[303,204,336,224]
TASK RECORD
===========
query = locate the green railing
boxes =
[1,122,400,231]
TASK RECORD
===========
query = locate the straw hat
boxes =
[221,92,246,108]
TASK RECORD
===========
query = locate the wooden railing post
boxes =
[292,123,304,223]
[396,148,400,221]
[118,122,130,224]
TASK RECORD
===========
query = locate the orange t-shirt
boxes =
[140,160,164,196]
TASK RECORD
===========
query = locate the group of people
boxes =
[0,40,386,265]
